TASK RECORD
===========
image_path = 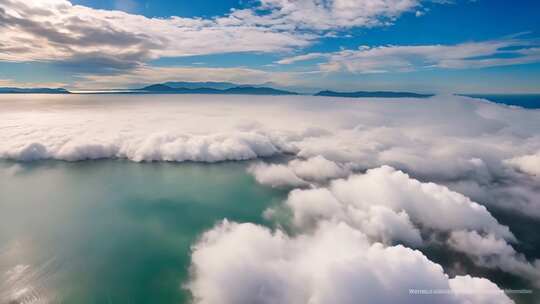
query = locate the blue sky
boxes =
[0,0,539,93]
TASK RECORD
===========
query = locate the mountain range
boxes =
[138,84,298,95]
[0,83,435,98]
[162,81,239,90]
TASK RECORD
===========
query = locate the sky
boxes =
[0,0,539,93]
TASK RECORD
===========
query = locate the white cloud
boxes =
[448,230,540,288]
[248,156,350,188]
[276,52,327,64]
[278,37,540,73]
[188,164,530,301]
[0,0,311,72]
[505,151,540,177]
[187,220,513,304]
[448,275,515,304]
[0,0,436,74]
[2,94,540,219]
[289,155,350,181]
[248,162,309,188]
[256,0,421,30]
[358,205,423,246]
[281,166,514,242]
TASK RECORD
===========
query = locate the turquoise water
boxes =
[0,160,287,303]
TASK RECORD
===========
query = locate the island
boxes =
[138,84,298,95]
[0,87,70,94]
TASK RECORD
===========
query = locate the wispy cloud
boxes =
[276,52,328,64]
[278,35,540,73]
[254,0,422,30]
[0,78,68,88]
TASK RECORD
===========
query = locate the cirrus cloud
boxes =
[278,36,540,73]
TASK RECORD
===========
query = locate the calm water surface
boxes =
[0,160,287,303]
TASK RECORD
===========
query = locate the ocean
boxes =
[463,94,540,109]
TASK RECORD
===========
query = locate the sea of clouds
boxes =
[1,94,539,303]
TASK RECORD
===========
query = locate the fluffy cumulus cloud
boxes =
[279,36,540,73]
[288,155,350,181]
[505,151,540,177]
[249,162,309,187]
[186,163,533,304]
[188,220,513,304]
[265,165,540,289]
[280,166,514,241]
[248,155,350,187]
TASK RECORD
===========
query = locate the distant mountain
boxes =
[139,84,298,95]
[141,84,177,92]
[139,84,226,94]
[163,81,238,90]
[141,85,223,94]
[0,87,70,94]
[223,86,297,95]
[315,90,433,98]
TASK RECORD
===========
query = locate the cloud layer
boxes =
[2,94,540,218]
